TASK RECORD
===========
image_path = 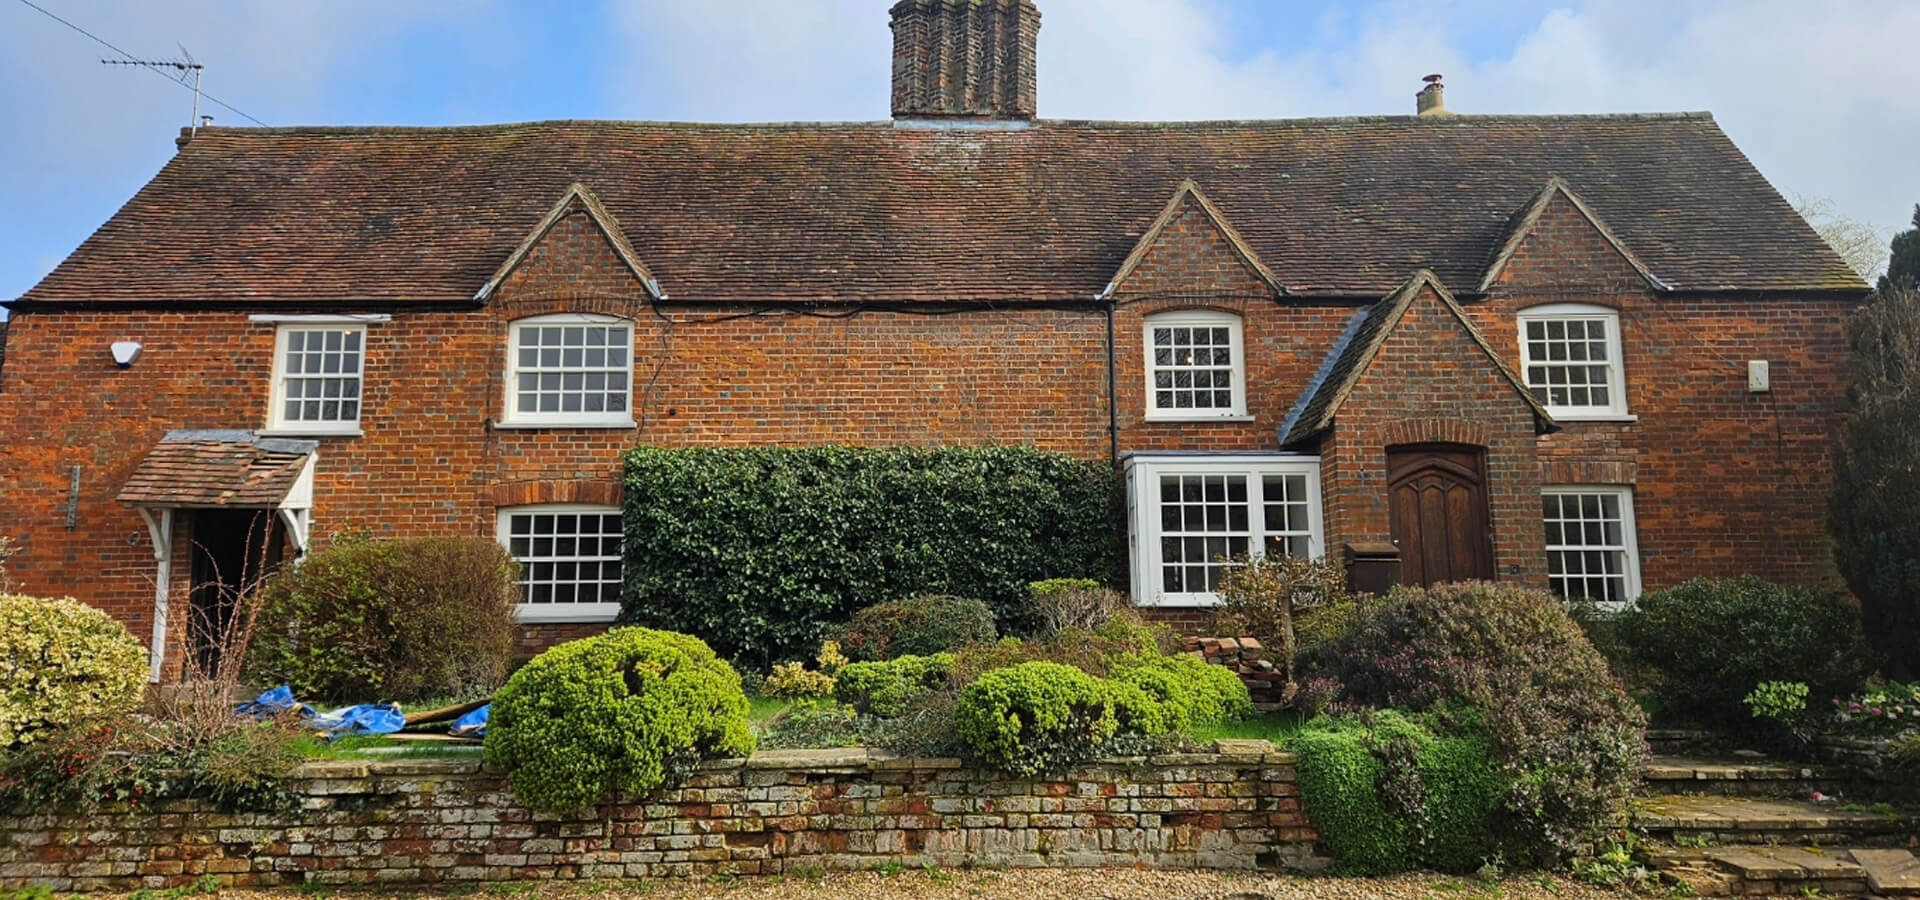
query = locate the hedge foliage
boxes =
[618,446,1121,664]
[1297,582,1646,865]
[955,661,1169,777]
[1289,712,1505,875]
[0,595,149,750]
[248,537,519,703]
[483,628,754,813]
[1614,576,1865,727]
[834,595,998,662]
[1832,287,1920,679]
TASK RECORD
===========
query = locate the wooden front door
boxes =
[1386,444,1495,587]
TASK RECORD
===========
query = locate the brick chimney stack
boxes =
[890,0,1041,121]
[1416,73,1452,117]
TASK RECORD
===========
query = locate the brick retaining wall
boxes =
[0,743,1324,891]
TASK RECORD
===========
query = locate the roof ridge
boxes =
[177,111,1722,139]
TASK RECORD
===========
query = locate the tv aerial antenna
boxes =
[102,44,211,134]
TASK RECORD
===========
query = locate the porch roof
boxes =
[116,430,318,509]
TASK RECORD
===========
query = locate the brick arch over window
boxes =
[1381,418,1491,449]
[487,479,625,510]
[498,296,650,318]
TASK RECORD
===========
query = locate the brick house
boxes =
[0,1,1866,679]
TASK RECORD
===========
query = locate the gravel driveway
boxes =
[219,868,1640,900]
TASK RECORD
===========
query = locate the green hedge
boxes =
[1289,712,1506,875]
[618,446,1121,664]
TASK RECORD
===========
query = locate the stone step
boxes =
[1639,845,1920,897]
[1633,795,1916,846]
[1645,754,1872,798]
[1854,848,1920,895]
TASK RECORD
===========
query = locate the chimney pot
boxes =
[890,0,1041,121]
[1416,73,1451,117]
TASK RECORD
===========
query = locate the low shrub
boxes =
[484,628,754,813]
[1297,582,1646,865]
[0,595,149,750]
[950,618,1172,684]
[835,595,998,662]
[247,536,519,703]
[1289,711,1506,875]
[954,661,1170,776]
[1110,653,1253,732]
[1830,681,1920,738]
[764,662,835,700]
[1028,578,1132,641]
[834,653,955,718]
[0,683,305,814]
[1614,576,1866,727]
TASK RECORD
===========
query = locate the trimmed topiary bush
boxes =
[1614,576,1866,727]
[835,595,998,662]
[833,653,955,718]
[618,446,1121,665]
[1110,653,1253,732]
[0,595,148,750]
[955,661,1170,776]
[484,628,753,813]
[248,536,519,703]
[1297,582,1646,865]
[1289,711,1506,875]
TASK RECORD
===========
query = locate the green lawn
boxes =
[749,696,792,724]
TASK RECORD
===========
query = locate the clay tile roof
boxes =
[15,114,1866,307]
[1280,270,1556,446]
[116,430,318,508]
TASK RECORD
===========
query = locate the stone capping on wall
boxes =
[0,744,1326,892]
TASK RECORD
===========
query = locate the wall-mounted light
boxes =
[110,341,143,369]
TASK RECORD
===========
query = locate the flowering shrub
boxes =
[1831,682,1920,737]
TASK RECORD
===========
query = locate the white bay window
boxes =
[1125,454,1323,606]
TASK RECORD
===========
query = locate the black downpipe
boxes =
[1105,296,1120,465]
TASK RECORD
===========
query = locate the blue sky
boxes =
[3,0,1917,308]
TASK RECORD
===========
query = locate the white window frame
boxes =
[1125,454,1324,607]
[1516,303,1631,420]
[1142,310,1249,421]
[265,323,367,436]
[501,313,637,429]
[1541,485,1642,609]
[497,503,625,623]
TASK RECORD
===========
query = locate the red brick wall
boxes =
[1319,291,1548,585]
[1468,192,1855,588]
[0,196,1857,667]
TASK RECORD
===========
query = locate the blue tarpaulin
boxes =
[451,703,490,738]
[235,685,406,740]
